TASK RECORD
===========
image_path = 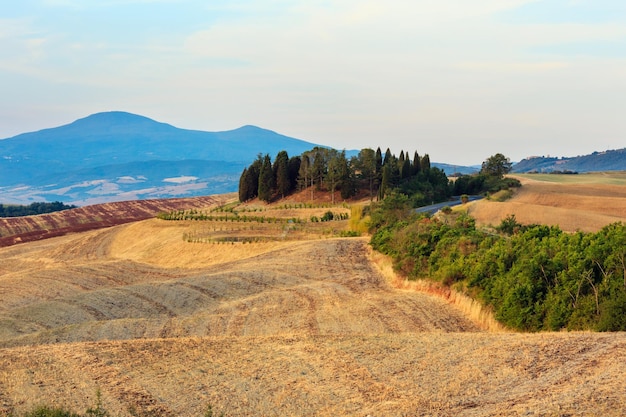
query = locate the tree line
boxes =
[0,201,76,218]
[240,149,521,209]
[239,146,451,205]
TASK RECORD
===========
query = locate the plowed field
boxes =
[0,194,235,247]
[468,174,626,232]
[1,190,626,416]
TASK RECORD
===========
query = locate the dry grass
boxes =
[369,250,506,333]
[1,194,626,416]
[1,333,625,416]
[468,174,626,232]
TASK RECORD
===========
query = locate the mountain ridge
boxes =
[0,112,324,204]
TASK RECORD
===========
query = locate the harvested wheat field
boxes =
[468,173,626,232]
[1,198,626,416]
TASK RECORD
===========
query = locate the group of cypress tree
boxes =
[239,151,302,203]
[238,146,440,204]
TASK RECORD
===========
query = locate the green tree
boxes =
[238,167,250,202]
[375,147,383,183]
[274,150,290,199]
[378,163,391,200]
[298,153,311,192]
[340,160,357,200]
[311,147,328,191]
[327,150,350,204]
[481,153,512,179]
[288,155,301,192]
[258,154,274,202]
[412,151,421,175]
[357,148,378,201]
[238,155,262,201]
[383,148,392,166]
[401,158,412,180]
[421,153,431,172]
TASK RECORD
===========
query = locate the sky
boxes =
[1,0,625,166]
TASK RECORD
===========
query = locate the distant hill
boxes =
[512,148,626,173]
[0,112,321,205]
[0,111,478,205]
[432,163,479,176]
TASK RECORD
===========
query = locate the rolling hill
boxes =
[1,190,625,416]
[512,148,626,173]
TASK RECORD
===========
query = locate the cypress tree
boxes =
[247,155,263,200]
[378,163,391,200]
[401,158,412,180]
[258,154,274,202]
[274,150,290,199]
[340,153,356,199]
[413,151,421,175]
[288,156,301,192]
[383,148,392,166]
[421,153,431,172]
[238,167,249,202]
[312,148,326,190]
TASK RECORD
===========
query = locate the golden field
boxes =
[468,172,626,232]
[1,176,626,416]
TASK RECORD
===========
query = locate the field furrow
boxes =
[1,180,625,416]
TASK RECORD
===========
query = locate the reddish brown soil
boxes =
[0,194,236,247]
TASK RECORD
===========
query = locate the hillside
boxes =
[512,148,626,173]
[0,194,235,247]
[1,187,626,415]
[467,172,626,232]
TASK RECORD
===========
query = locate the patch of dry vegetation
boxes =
[468,174,626,232]
[2,333,625,416]
[1,193,626,416]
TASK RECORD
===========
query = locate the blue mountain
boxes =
[0,112,321,204]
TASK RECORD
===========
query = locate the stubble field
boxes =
[468,173,626,232]
[1,177,626,416]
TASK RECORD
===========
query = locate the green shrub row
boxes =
[370,201,626,331]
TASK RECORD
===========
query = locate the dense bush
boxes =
[370,206,626,332]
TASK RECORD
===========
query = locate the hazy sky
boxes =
[1,1,625,165]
